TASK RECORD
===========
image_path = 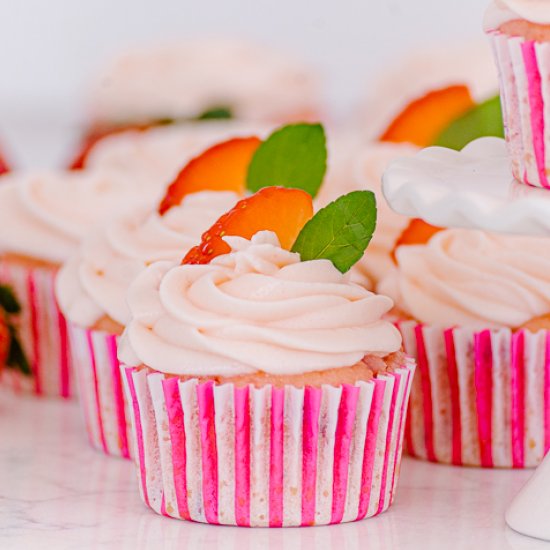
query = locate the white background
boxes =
[0,0,487,166]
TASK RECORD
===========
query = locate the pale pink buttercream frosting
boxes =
[0,170,148,265]
[379,228,550,329]
[484,0,550,30]
[83,121,269,195]
[119,231,402,377]
[90,39,321,126]
[56,191,239,328]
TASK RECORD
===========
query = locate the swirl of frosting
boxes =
[0,170,146,265]
[484,0,550,29]
[84,121,269,193]
[119,231,402,377]
[90,39,320,125]
[380,228,550,329]
[56,191,239,328]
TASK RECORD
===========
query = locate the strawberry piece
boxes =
[0,151,9,175]
[380,85,475,147]
[392,218,444,262]
[0,314,9,373]
[183,186,313,264]
[158,137,261,215]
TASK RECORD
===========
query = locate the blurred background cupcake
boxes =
[380,227,550,468]
[0,170,146,397]
[485,0,550,188]
[69,39,322,168]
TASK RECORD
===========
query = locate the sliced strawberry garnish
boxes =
[0,314,9,371]
[158,137,261,215]
[0,151,9,175]
[392,218,444,262]
[183,186,313,264]
[380,85,475,147]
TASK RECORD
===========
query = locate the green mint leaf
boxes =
[291,190,377,273]
[195,106,233,121]
[434,94,504,150]
[7,325,31,376]
[0,284,20,314]
[246,123,327,198]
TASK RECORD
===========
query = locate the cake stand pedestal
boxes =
[382,136,550,542]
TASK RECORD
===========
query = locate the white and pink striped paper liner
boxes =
[0,260,73,398]
[68,323,131,459]
[490,32,550,189]
[121,360,415,527]
[399,321,550,468]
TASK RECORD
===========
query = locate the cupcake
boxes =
[380,227,550,468]
[73,39,321,167]
[119,186,415,526]
[485,1,550,188]
[56,191,239,457]
[357,41,498,146]
[0,170,146,397]
[57,121,331,456]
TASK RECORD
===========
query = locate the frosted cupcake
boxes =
[0,170,145,397]
[56,192,238,457]
[485,1,550,188]
[73,39,321,167]
[57,122,331,456]
[119,186,415,526]
[380,227,550,468]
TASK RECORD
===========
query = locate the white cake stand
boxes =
[382,136,550,542]
[382,137,550,236]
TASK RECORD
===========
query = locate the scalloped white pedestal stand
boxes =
[382,136,550,542]
[382,137,550,236]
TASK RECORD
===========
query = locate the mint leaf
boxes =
[292,191,377,273]
[246,123,327,198]
[6,325,31,376]
[0,285,20,314]
[195,106,233,120]
[434,95,504,150]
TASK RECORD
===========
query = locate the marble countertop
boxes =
[1,389,548,550]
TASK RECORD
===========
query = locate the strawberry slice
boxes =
[392,218,444,262]
[183,186,313,264]
[380,85,475,147]
[0,151,9,175]
[158,136,261,215]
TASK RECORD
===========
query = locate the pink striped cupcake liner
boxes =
[399,321,550,468]
[490,32,550,189]
[68,323,132,459]
[0,260,73,398]
[121,360,415,527]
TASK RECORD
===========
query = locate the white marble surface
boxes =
[1,388,548,550]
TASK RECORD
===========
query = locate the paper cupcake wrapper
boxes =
[399,321,550,468]
[68,323,131,459]
[0,260,73,398]
[490,32,550,189]
[121,360,415,527]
